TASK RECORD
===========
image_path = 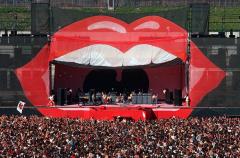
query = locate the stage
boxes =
[38,103,192,120]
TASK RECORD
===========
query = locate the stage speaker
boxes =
[165,90,173,104]
[137,94,143,104]
[174,89,182,106]
[57,88,66,105]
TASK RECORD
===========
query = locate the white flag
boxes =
[17,101,26,114]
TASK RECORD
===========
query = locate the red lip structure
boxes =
[15,16,225,118]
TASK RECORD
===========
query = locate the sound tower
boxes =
[165,89,173,104]
[174,89,182,106]
[31,2,49,35]
[191,3,210,35]
[57,88,66,105]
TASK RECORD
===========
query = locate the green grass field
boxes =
[0,6,240,31]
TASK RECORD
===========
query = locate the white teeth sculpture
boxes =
[55,44,177,67]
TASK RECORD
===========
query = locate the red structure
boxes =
[39,104,192,120]
[15,16,225,119]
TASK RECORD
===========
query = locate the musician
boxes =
[184,95,190,107]
[47,95,55,106]
[107,93,112,104]
[152,93,158,104]
[123,92,128,104]
[163,88,173,104]
[138,89,143,95]
[127,91,134,103]
[116,93,123,103]
[102,92,108,104]
[163,89,167,95]
[66,88,73,105]
[89,89,96,104]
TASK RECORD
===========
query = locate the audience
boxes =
[0,115,240,157]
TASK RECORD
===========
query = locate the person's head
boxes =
[163,89,167,94]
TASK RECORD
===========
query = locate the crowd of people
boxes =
[0,115,240,157]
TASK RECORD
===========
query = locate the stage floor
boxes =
[38,102,192,120]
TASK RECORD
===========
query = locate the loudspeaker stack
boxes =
[57,88,66,105]
[174,89,182,106]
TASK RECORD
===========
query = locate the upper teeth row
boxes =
[55,44,177,67]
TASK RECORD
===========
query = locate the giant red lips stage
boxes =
[15,16,225,119]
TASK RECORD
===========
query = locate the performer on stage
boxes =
[127,91,134,103]
[123,92,128,104]
[163,88,173,104]
[66,88,73,105]
[102,92,108,104]
[116,93,123,103]
[152,93,158,104]
[184,95,190,107]
[89,89,96,104]
[107,93,112,104]
[47,95,55,106]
